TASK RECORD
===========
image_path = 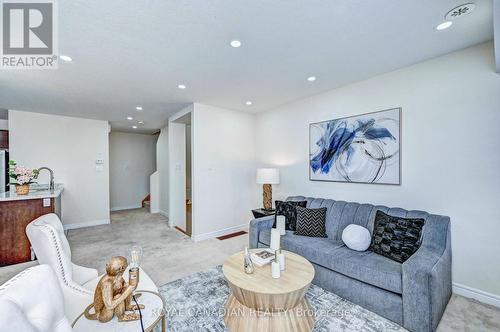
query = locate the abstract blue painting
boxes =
[309,108,401,184]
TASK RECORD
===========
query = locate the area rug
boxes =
[158,266,405,331]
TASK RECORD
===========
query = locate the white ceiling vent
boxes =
[445,3,476,20]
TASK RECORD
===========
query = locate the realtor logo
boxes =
[1,0,58,69]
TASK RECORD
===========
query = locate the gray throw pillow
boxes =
[294,206,328,238]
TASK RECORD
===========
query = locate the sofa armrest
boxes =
[249,215,274,249]
[402,243,452,332]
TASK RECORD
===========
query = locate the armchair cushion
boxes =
[0,265,72,332]
[71,263,98,285]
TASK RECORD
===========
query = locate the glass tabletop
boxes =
[72,290,165,332]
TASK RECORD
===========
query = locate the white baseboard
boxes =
[453,283,500,308]
[148,209,168,218]
[192,223,248,242]
[110,205,141,212]
[64,219,110,230]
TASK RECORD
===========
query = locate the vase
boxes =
[15,184,29,195]
[244,247,254,274]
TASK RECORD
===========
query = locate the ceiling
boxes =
[0,0,494,133]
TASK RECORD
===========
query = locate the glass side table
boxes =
[72,290,165,332]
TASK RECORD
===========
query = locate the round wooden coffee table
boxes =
[223,250,315,332]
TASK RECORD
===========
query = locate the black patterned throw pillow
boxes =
[273,200,307,231]
[370,210,425,263]
[294,206,328,238]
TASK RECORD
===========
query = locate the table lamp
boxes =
[129,245,142,287]
[256,168,280,211]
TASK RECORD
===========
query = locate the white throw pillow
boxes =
[342,224,371,251]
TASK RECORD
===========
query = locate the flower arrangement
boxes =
[9,160,39,194]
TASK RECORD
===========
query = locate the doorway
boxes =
[169,111,192,237]
[109,131,158,212]
[185,123,192,236]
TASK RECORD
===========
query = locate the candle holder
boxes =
[244,247,254,274]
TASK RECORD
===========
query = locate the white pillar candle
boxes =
[270,228,281,251]
[272,260,281,279]
[277,215,286,235]
[278,251,285,271]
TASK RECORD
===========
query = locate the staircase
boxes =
[142,194,151,211]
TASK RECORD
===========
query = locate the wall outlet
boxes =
[43,198,51,207]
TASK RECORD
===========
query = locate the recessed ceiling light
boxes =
[178,84,186,89]
[127,116,133,120]
[307,76,316,82]
[435,21,453,31]
[59,55,72,62]
[135,106,143,111]
[230,40,242,48]
[245,101,253,106]
[138,121,144,124]
[132,125,138,129]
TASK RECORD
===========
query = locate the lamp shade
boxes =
[256,168,280,184]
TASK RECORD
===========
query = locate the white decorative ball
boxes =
[342,224,371,252]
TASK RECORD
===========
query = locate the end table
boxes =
[251,208,275,219]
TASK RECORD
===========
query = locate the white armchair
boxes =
[0,264,72,332]
[26,213,158,323]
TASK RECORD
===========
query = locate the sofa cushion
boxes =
[258,229,402,294]
[318,247,403,294]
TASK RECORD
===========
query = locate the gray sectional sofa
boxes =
[249,196,452,332]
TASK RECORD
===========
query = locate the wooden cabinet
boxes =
[0,130,8,149]
[0,198,57,266]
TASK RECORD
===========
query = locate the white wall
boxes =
[0,119,8,130]
[156,126,169,215]
[191,103,258,240]
[9,110,110,228]
[109,131,157,211]
[255,42,500,299]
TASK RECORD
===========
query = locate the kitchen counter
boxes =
[0,183,63,266]
[0,183,64,201]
